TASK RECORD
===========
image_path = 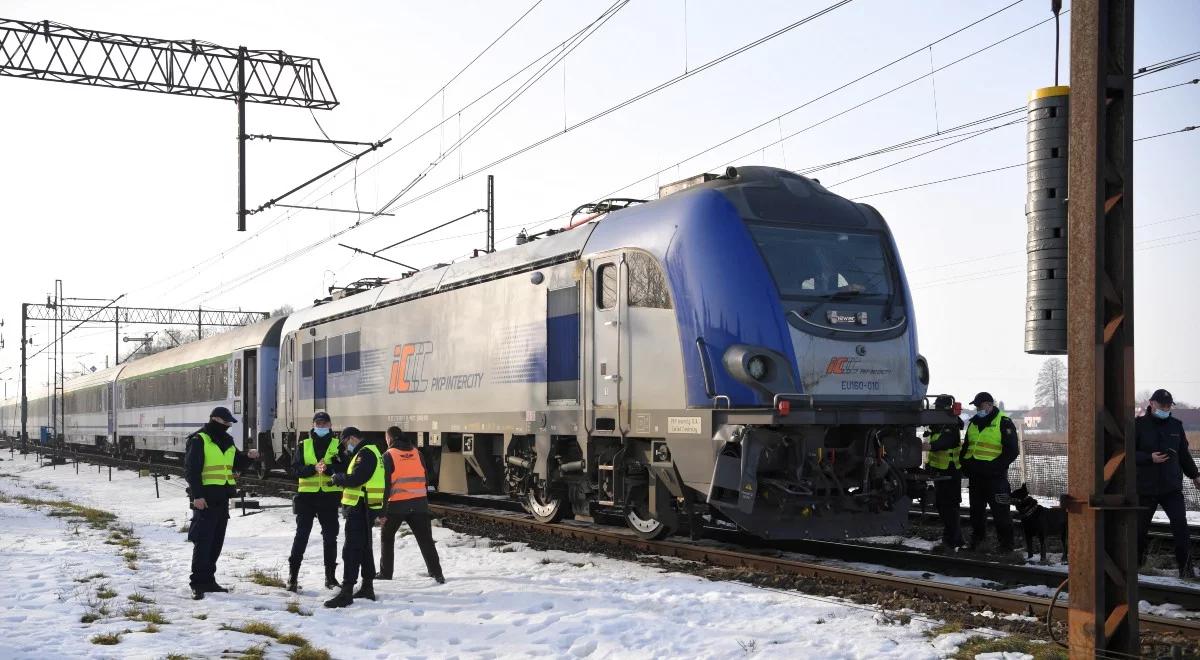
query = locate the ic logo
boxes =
[855,345,867,356]
[389,342,433,393]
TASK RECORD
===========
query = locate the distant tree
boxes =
[1034,358,1068,432]
[271,304,295,318]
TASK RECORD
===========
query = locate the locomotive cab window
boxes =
[596,263,618,309]
[747,224,895,300]
[625,251,672,309]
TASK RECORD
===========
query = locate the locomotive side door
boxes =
[590,257,623,424]
[283,334,296,433]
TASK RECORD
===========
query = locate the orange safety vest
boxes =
[386,447,428,502]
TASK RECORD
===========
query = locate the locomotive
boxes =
[1,166,958,540]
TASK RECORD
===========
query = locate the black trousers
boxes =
[933,474,964,547]
[968,474,1015,548]
[341,506,377,587]
[380,512,443,579]
[288,507,340,569]
[188,506,229,587]
[1137,489,1192,569]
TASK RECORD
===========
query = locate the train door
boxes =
[591,257,623,425]
[243,349,257,447]
[283,334,296,432]
[313,337,328,412]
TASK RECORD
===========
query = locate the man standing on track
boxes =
[287,411,344,593]
[324,426,385,608]
[377,426,444,584]
[184,406,258,600]
[959,392,1018,553]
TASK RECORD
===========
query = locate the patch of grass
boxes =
[165,654,189,660]
[123,605,169,624]
[952,635,1067,660]
[285,600,312,617]
[142,623,160,633]
[926,621,964,638]
[246,568,286,589]
[127,592,153,604]
[75,572,106,583]
[288,646,333,660]
[736,639,758,654]
[90,631,123,645]
[192,613,208,620]
[277,632,310,647]
[122,550,138,562]
[223,620,281,638]
[95,584,117,599]
[236,643,268,660]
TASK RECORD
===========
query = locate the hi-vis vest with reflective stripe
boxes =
[340,444,385,510]
[199,432,236,486]
[962,411,1008,462]
[386,447,428,502]
[926,430,961,470]
[297,437,342,493]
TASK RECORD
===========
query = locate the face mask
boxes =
[345,439,359,451]
[313,427,330,437]
[975,409,989,418]
[1153,409,1171,420]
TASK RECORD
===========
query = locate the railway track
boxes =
[7,441,1200,639]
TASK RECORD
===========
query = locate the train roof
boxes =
[281,223,597,332]
[116,316,286,381]
[63,364,125,393]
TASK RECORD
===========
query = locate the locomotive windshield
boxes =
[747,224,894,299]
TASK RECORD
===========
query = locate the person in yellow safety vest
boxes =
[959,392,1019,552]
[921,395,966,551]
[324,426,385,608]
[377,425,444,584]
[183,406,259,601]
[286,411,345,593]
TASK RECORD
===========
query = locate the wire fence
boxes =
[1009,431,1200,511]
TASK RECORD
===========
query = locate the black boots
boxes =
[286,560,300,593]
[323,587,353,608]
[352,579,376,601]
[434,574,446,585]
[325,565,341,589]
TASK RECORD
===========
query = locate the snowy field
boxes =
[0,451,1013,659]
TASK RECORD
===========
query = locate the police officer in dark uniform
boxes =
[959,392,1019,552]
[1135,389,1200,578]
[377,426,444,584]
[184,406,258,600]
[324,427,385,608]
[286,411,344,592]
[922,395,965,550]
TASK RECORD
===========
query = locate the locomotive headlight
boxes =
[915,356,930,386]
[747,355,768,381]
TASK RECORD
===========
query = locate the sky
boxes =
[1,0,1197,409]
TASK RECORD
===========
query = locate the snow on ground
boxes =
[0,452,982,659]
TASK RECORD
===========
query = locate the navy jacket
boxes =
[960,408,1019,479]
[291,433,344,512]
[1134,410,1196,495]
[184,422,252,505]
[927,419,964,476]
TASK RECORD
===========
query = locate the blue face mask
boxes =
[313,427,331,437]
[1153,409,1171,420]
[975,409,989,418]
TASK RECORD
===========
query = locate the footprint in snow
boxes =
[569,639,598,657]
[478,612,494,620]
[448,638,461,646]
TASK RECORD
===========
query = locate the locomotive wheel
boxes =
[526,487,566,524]
[625,485,675,540]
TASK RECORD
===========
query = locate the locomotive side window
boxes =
[344,332,361,371]
[625,251,672,309]
[328,335,343,374]
[597,263,618,310]
[301,342,314,378]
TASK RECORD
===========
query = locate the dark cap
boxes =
[313,411,331,423]
[341,426,362,440]
[1150,389,1174,406]
[970,392,995,406]
[210,406,238,424]
[934,394,955,410]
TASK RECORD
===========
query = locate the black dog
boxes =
[1011,484,1068,562]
